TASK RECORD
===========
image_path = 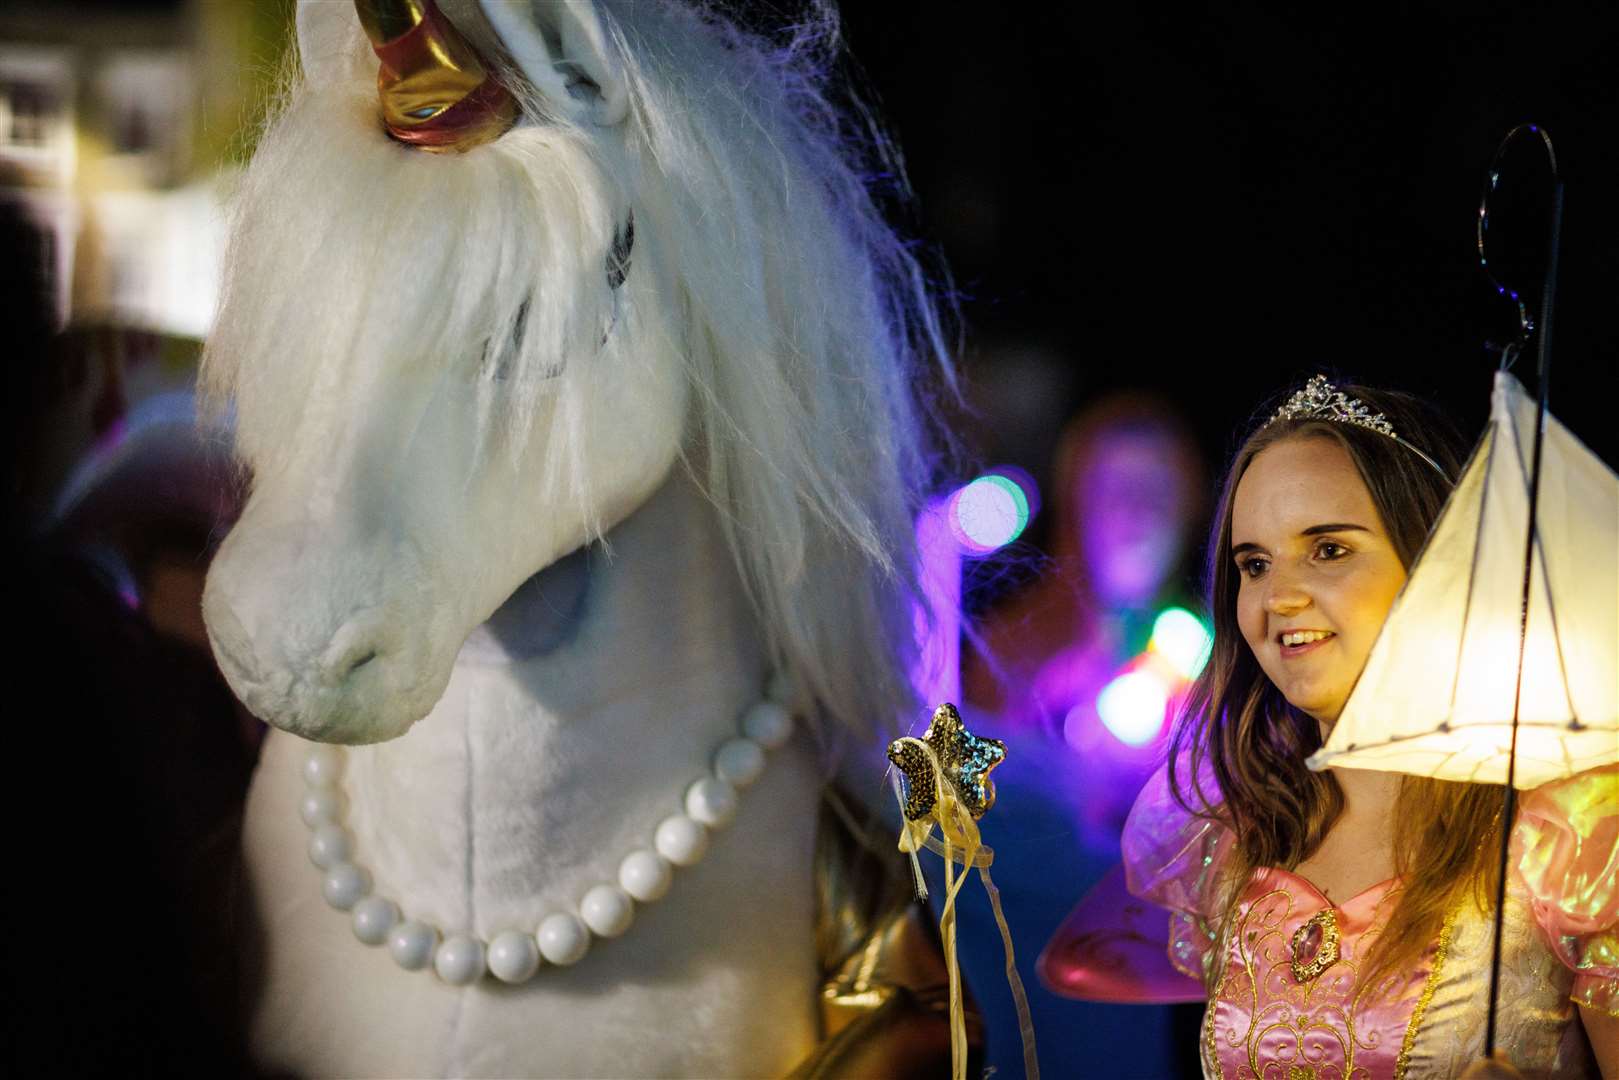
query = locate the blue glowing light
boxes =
[1150,607,1213,681]
[1096,669,1170,747]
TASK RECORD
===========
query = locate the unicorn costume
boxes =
[200,0,973,1074]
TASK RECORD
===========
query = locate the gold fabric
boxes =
[786,787,982,1079]
[1397,878,1599,1078]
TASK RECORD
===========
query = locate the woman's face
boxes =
[1230,436,1407,727]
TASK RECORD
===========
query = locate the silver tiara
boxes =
[1267,375,1450,479]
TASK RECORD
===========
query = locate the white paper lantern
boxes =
[1310,371,1617,789]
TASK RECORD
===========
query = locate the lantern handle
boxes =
[1477,124,1560,372]
[1479,122,1563,1065]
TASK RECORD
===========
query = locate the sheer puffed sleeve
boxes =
[1515,762,1619,1016]
[1120,762,1234,983]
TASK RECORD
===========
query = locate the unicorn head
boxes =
[202,0,954,745]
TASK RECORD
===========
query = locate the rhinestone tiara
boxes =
[1266,375,1450,479]
[1270,375,1397,435]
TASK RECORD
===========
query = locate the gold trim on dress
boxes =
[1394,907,1456,1080]
[1204,953,1228,1079]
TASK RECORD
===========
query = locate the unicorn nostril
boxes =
[321,617,390,687]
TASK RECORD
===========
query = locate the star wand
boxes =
[887,703,1038,1080]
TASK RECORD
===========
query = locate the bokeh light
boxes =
[1096,669,1171,747]
[950,472,1032,555]
[1149,607,1213,680]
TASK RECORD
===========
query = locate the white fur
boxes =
[203,0,955,1074]
[204,0,952,745]
[241,477,825,1076]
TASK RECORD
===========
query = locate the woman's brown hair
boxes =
[1167,379,1503,990]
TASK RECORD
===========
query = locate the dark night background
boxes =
[839,3,1616,563]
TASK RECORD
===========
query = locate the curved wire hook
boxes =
[1477,123,1560,367]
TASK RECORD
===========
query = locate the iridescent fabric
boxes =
[1114,763,1618,1079]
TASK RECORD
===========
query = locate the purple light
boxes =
[911,499,962,705]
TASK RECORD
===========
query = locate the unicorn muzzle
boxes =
[202,519,450,743]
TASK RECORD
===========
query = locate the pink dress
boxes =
[1118,763,1618,1079]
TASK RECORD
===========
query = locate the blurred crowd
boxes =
[5,202,259,1075]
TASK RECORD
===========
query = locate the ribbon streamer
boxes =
[890,735,1040,1080]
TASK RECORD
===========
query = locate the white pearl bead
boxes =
[322,862,372,910]
[766,669,796,704]
[302,745,343,787]
[487,930,541,984]
[299,788,345,828]
[653,813,708,867]
[714,737,766,788]
[618,849,672,903]
[291,691,800,980]
[434,934,486,985]
[389,919,439,970]
[351,896,400,945]
[741,700,792,749]
[308,823,353,869]
[684,776,738,828]
[580,885,634,938]
[537,913,590,965]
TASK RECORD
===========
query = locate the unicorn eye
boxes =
[474,301,529,382]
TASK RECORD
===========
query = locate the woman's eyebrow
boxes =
[1232,524,1370,557]
[1301,523,1371,536]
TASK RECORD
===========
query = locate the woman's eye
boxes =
[1238,558,1268,579]
[1315,541,1348,560]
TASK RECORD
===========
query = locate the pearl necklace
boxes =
[298,672,796,985]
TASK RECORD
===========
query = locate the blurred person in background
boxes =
[966,391,1208,846]
[948,392,1209,1076]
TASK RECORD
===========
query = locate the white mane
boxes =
[203,0,957,749]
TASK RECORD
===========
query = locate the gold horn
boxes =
[354,0,517,152]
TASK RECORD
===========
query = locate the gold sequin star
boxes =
[887,703,1006,822]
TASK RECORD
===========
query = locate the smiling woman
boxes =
[1045,375,1619,1078]
[1231,439,1413,731]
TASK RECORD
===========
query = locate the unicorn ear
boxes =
[475,0,629,126]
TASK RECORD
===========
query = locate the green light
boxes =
[984,475,1030,534]
[1151,607,1213,680]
